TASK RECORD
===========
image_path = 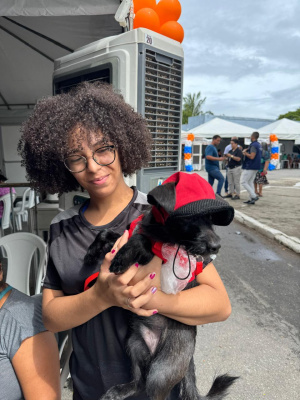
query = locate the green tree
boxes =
[182,92,210,124]
[277,108,300,121]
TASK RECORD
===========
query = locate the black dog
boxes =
[84,173,238,400]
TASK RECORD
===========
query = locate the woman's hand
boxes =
[94,231,162,317]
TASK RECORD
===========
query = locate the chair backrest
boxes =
[18,188,31,213]
[28,189,36,208]
[0,232,47,295]
[0,193,16,230]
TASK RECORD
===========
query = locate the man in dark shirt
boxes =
[224,139,243,199]
[241,131,261,204]
[205,135,226,196]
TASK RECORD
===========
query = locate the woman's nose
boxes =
[86,157,102,172]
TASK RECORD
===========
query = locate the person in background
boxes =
[224,138,243,200]
[241,131,261,205]
[0,174,16,219]
[18,82,232,400]
[0,257,60,400]
[205,135,227,196]
[254,142,270,197]
[287,154,293,168]
[223,136,241,197]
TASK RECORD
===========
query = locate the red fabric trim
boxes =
[189,261,203,282]
[128,214,144,239]
[84,272,99,291]
[151,241,167,264]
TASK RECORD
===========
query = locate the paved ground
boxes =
[196,169,300,240]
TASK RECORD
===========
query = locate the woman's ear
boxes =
[147,182,176,214]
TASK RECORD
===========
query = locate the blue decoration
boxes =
[268,164,276,171]
[271,147,279,153]
[185,165,193,172]
[184,146,192,153]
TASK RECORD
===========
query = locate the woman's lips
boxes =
[91,175,109,185]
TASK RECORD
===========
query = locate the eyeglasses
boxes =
[64,145,116,173]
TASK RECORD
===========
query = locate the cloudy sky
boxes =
[179,0,300,120]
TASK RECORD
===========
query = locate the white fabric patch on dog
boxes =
[160,244,196,294]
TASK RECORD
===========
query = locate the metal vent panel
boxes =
[141,48,183,170]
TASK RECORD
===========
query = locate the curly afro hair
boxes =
[18,82,152,194]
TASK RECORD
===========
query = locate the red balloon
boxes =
[160,21,184,43]
[156,0,181,24]
[134,8,160,32]
[134,0,157,14]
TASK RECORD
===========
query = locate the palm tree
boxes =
[182,92,207,124]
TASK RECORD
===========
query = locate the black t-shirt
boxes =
[228,147,243,168]
[43,187,180,400]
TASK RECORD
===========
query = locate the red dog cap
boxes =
[162,172,234,226]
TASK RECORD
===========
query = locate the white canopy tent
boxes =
[187,117,255,139]
[0,0,122,125]
[258,118,300,141]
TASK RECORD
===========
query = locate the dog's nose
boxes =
[208,241,221,254]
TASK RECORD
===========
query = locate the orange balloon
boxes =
[156,0,181,24]
[160,21,184,43]
[134,0,157,14]
[134,8,160,32]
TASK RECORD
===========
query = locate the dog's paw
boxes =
[109,254,132,275]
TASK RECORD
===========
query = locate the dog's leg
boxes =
[145,325,196,400]
[99,381,137,400]
[109,234,153,274]
[84,230,120,268]
[99,328,152,400]
[178,357,201,400]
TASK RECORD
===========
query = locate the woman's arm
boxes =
[142,262,231,326]
[263,160,270,173]
[43,233,162,332]
[12,331,60,400]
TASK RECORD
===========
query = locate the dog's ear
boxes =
[147,182,176,214]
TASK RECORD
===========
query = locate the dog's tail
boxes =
[204,374,238,399]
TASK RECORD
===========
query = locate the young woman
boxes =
[19,82,232,400]
[0,258,60,400]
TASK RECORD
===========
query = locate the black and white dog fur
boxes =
[84,181,238,400]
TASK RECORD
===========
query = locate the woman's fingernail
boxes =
[151,286,157,294]
[152,310,158,315]
[124,230,128,234]
[135,263,139,268]
[149,273,156,280]
[111,249,115,254]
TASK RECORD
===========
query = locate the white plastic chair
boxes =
[58,330,73,391]
[0,193,16,236]
[14,189,39,229]
[13,188,30,231]
[0,232,47,295]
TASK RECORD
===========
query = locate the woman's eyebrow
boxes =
[92,139,108,147]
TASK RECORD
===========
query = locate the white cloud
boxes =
[179,0,300,119]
